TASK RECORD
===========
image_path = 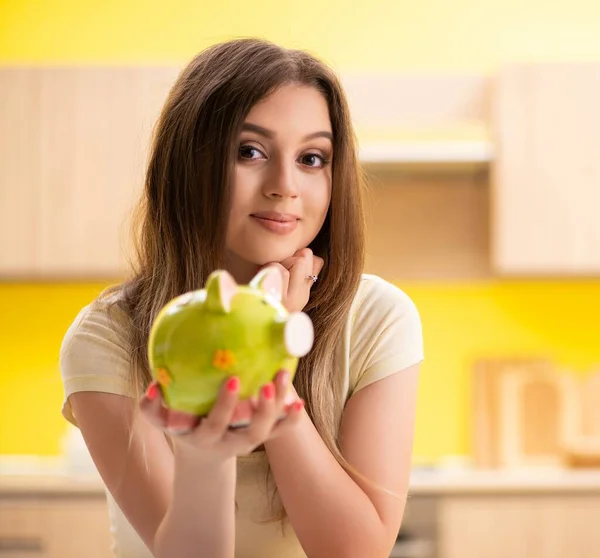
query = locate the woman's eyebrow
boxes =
[242,123,333,142]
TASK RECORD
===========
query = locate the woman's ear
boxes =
[250,266,283,302]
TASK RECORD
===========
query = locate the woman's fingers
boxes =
[199,376,242,439]
[140,382,200,434]
[269,398,305,438]
[139,382,170,429]
[273,369,290,402]
[280,249,313,312]
[141,371,304,456]
[229,398,255,428]
[239,382,277,450]
[260,262,290,300]
[286,254,310,304]
[166,409,200,435]
[312,254,325,277]
[262,247,324,313]
[273,369,294,420]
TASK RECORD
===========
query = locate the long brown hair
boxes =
[105,38,366,522]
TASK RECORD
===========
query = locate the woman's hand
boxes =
[262,247,324,313]
[139,370,303,463]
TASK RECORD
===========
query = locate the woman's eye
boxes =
[239,145,264,160]
[300,153,328,168]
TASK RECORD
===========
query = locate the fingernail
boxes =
[262,383,275,400]
[226,377,240,392]
[293,400,305,412]
[146,382,159,401]
[279,370,290,384]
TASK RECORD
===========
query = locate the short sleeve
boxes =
[349,275,424,394]
[59,297,136,426]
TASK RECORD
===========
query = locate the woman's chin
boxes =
[225,246,298,277]
[260,251,301,267]
[246,245,300,267]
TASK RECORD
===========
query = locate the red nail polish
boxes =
[146,383,159,401]
[293,400,305,412]
[226,377,240,392]
[262,383,275,400]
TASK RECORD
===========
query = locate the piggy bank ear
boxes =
[205,270,238,312]
[250,266,283,302]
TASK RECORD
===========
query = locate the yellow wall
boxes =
[0,284,111,455]
[3,0,600,70]
[2,1,600,460]
[1,281,600,459]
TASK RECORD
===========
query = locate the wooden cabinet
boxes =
[3,63,600,279]
[0,67,178,279]
[0,495,113,558]
[492,63,600,276]
[438,494,600,558]
[361,62,600,280]
[0,69,41,277]
[363,167,491,281]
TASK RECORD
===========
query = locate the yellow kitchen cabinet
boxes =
[438,494,600,558]
[0,495,113,558]
[492,63,600,276]
[0,67,177,279]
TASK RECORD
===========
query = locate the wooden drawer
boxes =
[0,497,112,558]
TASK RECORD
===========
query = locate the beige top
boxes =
[59,273,424,558]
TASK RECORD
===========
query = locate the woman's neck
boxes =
[223,251,261,285]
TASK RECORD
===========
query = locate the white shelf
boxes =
[358,140,494,165]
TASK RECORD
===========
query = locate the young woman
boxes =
[59,38,423,558]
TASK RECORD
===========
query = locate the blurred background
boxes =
[1,1,600,557]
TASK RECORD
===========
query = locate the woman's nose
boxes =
[263,159,299,199]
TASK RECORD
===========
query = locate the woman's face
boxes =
[225,84,333,279]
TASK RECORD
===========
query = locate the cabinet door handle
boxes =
[390,538,435,558]
[0,537,45,556]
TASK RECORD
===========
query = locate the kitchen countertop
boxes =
[0,455,104,497]
[2,456,600,497]
[408,466,600,495]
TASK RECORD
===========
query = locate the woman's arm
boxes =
[70,392,173,552]
[154,447,237,558]
[71,371,302,557]
[70,392,237,558]
[263,363,420,558]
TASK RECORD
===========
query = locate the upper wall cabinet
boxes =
[3,64,600,280]
[0,69,41,277]
[0,67,179,279]
[492,63,600,276]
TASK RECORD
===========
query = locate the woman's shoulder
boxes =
[349,273,423,359]
[59,286,137,425]
[59,286,133,382]
[62,287,130,350]
[353,273,419,318]
[346,274,424,393]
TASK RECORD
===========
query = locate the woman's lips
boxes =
[251,215,299,234]
[250,212,299,235]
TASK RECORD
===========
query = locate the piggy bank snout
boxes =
[283,312,314,357]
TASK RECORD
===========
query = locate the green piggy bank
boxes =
[147,267,314,424]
